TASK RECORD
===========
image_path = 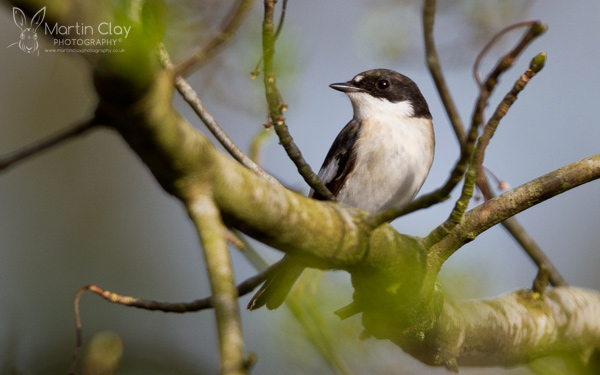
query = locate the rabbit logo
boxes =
[8,7,46,55]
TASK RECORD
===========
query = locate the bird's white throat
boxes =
[347,91,414,121]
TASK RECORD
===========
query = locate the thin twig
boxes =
[423,5,564,285]
[274,0,289,41]
[261,0,335,200]
[251,0,289,79]
[174,73,278,184]
[365,21,547,226]
[426,53,546,246]
[161,47,279,185]
[503,217,567,286]
[249,127,272,164]
[475,53,546,168]
[473,21,545,87]
[470,54,566,286]
[0,120,96,173]
[423,0,466,144]
[69,267,272,374]
[174,0,256,77]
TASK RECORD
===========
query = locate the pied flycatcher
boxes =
[248,69,435,310]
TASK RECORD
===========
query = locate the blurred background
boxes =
[0,0,599,374]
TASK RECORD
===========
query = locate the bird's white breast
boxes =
[337,96,434,213]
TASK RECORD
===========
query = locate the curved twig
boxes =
[174,0,256,77]
[274,0,289,41]
[472,20,543,87]
[69,266,271,373]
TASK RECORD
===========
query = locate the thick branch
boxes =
[187,195,246,375]
[383,287,600,369]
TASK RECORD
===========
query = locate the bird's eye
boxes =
[377,80,390,90]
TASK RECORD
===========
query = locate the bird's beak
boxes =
[329,81,363,93]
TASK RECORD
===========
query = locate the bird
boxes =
[248,68,435,310]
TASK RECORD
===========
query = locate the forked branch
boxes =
[417,0,566,286]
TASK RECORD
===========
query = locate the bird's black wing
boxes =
[311,118,361,200]
[249,120,361,310]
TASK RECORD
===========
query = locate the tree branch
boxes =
[430,153,600,264]
[426,52,547,246]
[420,1,566,286]
[261,0,334,200]
[160,47,279,185]
[367,24,545,228]
[187,194,246,375]
[0,120,96,173]
[374,287,600,370]
[69,268,270,373]
[423,0,466,144]
[174,0,256,77]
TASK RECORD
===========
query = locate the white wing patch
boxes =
[308,156,339,198]
[317,157,339,186]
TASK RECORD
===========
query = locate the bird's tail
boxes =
[247,257,305,310]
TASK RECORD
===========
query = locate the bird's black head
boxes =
[330,69,431,119]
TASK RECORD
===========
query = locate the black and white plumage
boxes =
[248,69,435,310]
